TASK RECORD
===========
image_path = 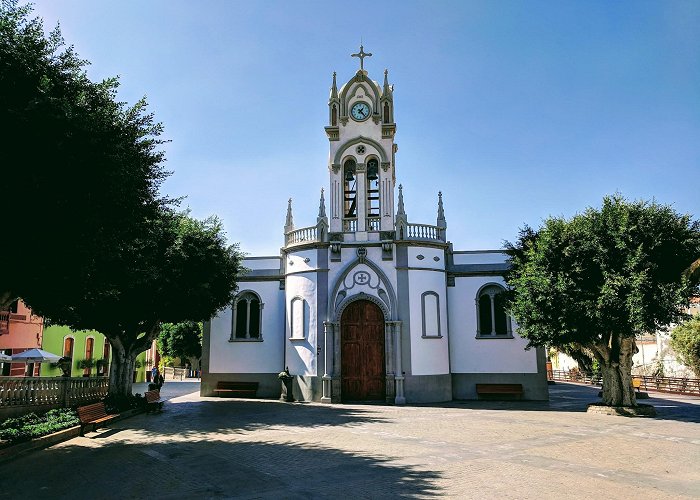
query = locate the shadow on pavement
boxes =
[2,433,442,498]
[411,382,700,423]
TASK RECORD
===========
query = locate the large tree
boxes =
[1,3,243,397]
[34,212,242,397]
[505,195,700,407]
[0,1,166,309]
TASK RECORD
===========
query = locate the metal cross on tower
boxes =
[351,45,372,71]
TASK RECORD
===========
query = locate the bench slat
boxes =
[215,381,259,398]
[476,384,524,395]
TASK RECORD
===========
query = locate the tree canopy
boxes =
[1,2,243,398]
[158,321,203,363]
[505,195,700,406]
[670,316,700,377]
[0,1,167,310]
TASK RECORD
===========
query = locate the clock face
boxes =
[351,102,370,121]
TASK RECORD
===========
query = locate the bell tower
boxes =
[325,46,397,240]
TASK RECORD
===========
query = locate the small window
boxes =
[421,292,441,338]
[290,297,308,340]
[383,102,390,123]
[231,292,264,341]
[331,105,338,126]
[476,284,512,338]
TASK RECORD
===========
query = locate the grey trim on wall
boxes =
[395,244,412,374]
[447,263,509,274]
[317,246,329,389]
[200,320,211,396]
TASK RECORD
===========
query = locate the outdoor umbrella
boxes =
[0,352,11,362]
[10,348,61,363]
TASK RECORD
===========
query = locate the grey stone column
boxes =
[331,321,341,403]
[321,321,333,403]
[392,321,406,405]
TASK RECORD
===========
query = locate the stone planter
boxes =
[587,403,656,417]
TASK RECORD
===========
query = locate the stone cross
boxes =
[351,45,372,71]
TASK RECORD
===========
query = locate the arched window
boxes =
[421,291,442,338]
[383,102,390,123]
[63,337,75,359]
[476,284,512,338]
[344,159,357,219]
[230,291,264,341]
[366,158,380,223]
[84,337,94,376]
[290,297,308,340]
[331,105,337,126]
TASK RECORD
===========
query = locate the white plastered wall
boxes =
[407,246,450,376]
[448,275,537,373]
[208,280,284,373]
[285,248,319,376]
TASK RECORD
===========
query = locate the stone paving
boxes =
[1,381,699,499]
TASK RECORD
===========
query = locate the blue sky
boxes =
[31,1,700,256]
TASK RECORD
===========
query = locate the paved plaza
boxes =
[1,382,699,499]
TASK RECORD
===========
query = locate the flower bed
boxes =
[0,408,79,444]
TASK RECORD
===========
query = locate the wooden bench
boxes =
[77,402,116,436]
[476,383,524,399]
[213,381,259,398]
[145,390,164,412]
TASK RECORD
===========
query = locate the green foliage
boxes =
[0,2,243,396]
[77,358,95,370]
[104,393,145,413]
[158,321,202,361]
[0,408,79,443]
[0,1,167,310]
[505,195,700,349]
[670,316,700,376]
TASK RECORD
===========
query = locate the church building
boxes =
[201,48,548,403]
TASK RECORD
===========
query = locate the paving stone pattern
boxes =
[0,381,699,499]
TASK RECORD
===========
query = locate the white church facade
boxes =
[202,49,548,404]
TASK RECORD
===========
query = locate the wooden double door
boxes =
[341,300,386,402]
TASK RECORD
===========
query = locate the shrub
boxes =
[0,408,79,443]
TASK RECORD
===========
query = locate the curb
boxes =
[0,407,145,464]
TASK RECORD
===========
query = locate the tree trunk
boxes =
[107,340,138,397]
[597,336,637,407]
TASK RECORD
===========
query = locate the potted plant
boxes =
[95,358,109,376]
[77,358,95,377]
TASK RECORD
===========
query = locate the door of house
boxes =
[341,300,385,402]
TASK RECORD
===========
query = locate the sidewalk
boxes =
[0,383,698,499]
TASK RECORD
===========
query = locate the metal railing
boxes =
[366,217,380,231]
[549,370,700,396]
[0,376,109,409]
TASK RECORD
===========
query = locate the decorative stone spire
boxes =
[437,191,446,228]
[396,184,407,222]
[317,188,327,221]
[284,198,294,234]
[330,72,338,100]
[383,69,392,96]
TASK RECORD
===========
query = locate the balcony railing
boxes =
[285,225,319,247]
[398,223,445,242]
[343,219,357,232]
[366,217,380,231]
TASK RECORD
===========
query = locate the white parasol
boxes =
[10,348,62,363]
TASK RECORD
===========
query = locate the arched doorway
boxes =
[341,300,385,401]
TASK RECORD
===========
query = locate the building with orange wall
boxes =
[0,299,44,376]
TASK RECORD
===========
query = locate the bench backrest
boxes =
[475,383,524,393]
[216,381,259,391]
[77,402,108,423]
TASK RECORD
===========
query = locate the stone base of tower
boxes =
[402,374,453,403]
[200,372,280,399]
